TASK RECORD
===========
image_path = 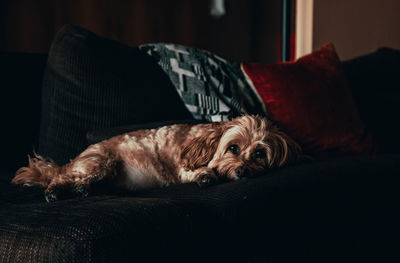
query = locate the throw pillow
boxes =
[38,24,191,165]
[139,44,267,122]
[242,43,374,156]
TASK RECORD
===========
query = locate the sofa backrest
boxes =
[1,47,399,178]
[342,47,400,153]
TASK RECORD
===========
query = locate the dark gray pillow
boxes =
[38,25,191,165]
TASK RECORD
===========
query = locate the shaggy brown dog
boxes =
[12,115,302,202]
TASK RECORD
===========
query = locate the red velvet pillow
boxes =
[242,43,374,156]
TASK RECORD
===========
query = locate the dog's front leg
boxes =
[180,167,219,187]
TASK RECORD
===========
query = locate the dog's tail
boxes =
[11,154,61,188]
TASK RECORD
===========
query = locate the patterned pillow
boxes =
[139,44,267,122]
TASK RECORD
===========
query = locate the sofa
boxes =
[1,25,400,262]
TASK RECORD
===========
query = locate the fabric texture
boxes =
[1,154,400,262]
[38,25,191,165]
[242,43,374,156]
[139,43,267,122]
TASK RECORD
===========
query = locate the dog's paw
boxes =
[44,190,58,203]
[195,170,218,188]
[74,184,89,198]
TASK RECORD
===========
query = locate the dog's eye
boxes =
[228,144,240,155]
[254,149,266,159]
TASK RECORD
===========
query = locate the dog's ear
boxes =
[267,129,303,167]
[181,123,225,170]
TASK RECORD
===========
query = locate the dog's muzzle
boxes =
[235,167,250,178]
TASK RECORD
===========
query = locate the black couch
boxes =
[1,28,400,262]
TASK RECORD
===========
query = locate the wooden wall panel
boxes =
[0,0,281,63]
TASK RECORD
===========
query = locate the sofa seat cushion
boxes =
[1,154,400,262]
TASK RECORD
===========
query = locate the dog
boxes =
[12,115,302,202]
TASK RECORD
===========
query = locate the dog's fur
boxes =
[12,115,302,202]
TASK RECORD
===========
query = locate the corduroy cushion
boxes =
[38,25,192,165]
[242,43,374,157]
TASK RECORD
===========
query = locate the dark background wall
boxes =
[3,0,397,63]
[0,0,281,63]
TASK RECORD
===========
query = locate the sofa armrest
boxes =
[0,52,47,173]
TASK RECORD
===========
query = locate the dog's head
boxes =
[181,115,302,180]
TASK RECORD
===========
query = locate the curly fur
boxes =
[12,115,302,202]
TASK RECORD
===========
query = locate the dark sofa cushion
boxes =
[38,25,192,165]
[342,47,400,154]
[1,154,400,262]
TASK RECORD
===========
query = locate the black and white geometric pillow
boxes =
[139,43,267,122]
